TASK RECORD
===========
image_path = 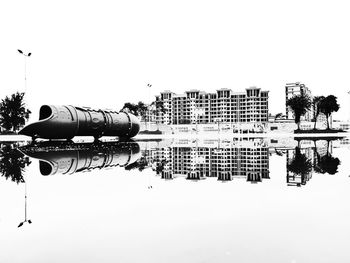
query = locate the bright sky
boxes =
[1,0,350,121]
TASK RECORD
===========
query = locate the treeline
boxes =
[286,94,339,130]
[120,100,166,120]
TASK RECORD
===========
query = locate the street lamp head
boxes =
[18,222,24,228]
[18,49,23,54]
[28,220,32,224]
[28,53,31,57]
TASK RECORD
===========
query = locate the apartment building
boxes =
[154,87,269,125]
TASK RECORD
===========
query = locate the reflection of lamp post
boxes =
[18,177,32,228]
[17,49,31,93]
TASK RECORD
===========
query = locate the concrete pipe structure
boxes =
[20,141,141,176]
[19,105,140,140]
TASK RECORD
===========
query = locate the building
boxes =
[285,82,328,127]
[155,87,269,125]
[285,82,313,121]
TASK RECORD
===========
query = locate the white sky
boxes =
[1,0,350,121]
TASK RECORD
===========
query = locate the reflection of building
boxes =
[149,143,270,183]
[155,87,269,125]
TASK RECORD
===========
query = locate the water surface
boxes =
[1,137,349,263]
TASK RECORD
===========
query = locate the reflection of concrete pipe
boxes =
[19,105,140,139]
[20,141,141,176]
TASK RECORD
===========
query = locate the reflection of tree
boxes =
[0,144,31,184]
[287,147,312,178]
[124,154,149,171]
[317,154,340,175]
[313,139,340,175]
[155,159,167,174]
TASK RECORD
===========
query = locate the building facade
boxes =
[285,82,313,121]
[155,87,269,125]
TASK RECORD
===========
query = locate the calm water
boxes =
[1,137,350,263]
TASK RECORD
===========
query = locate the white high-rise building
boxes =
[155,87,269,125]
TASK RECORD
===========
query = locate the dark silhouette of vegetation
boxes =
[312,96,325,130]
[313,139,340,175]
[319,95,340,130]
[124,155,149,171]
[274,113,284,120]
[151,100,167,114]
[121,101,148,121]
[0,143,31,184]
[286,95,311,130]
[287,147,312,177]
[0,92,31,132]
[317,154,340,175]
[120,102,139,116]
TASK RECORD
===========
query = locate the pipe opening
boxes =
[39,105,52,120]
[39,161,53,176]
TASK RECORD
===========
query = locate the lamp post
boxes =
[17,50,31,93]
[348,91,350,121]
[147,83,152,130]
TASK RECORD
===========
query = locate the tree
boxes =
[319,95,340,130]
[0,92,31,132]
[120,101,149,121]
[120,102,139,116]
[274,113,284,120]
[286,95,311,130]
[137,101,148,122]
[312,96,325,130]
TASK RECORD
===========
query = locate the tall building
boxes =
[285,82,313,121]
[155,87,269,125]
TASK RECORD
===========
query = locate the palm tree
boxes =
[0,92,31,132]
[319,95,340,130]
[312,96,325,130]
[286,95,311,130]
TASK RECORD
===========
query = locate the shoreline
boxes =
[0,132,349,143]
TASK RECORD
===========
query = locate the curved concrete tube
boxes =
[19,105,140,140]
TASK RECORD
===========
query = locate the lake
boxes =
[1,137,350,263]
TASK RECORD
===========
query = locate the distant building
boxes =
[285,82,313,121]
[155,87,269,125]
